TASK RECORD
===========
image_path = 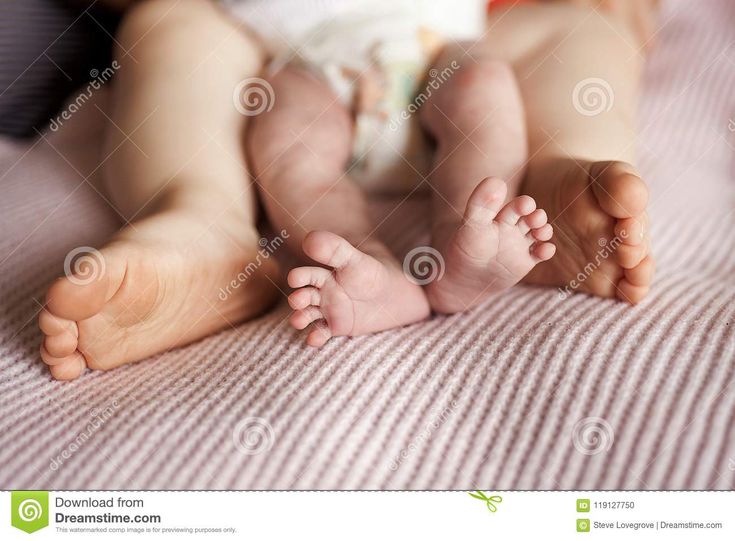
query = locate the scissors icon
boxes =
[468,490,503,512]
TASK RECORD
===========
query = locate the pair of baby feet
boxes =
[286,177,555,346]
[285,160,652,346]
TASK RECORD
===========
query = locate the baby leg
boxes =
[420,52,555,313]
[249,67,430,346]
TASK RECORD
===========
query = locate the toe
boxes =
[624,255,655,287]
[463,177,508,226]
[519,209,548,234]
[589,161,649,219]
[290,306,324,330]
[43,331,78,358]
[529,223,553,242]
[48,354,87,381]
[306,321,332,347]
[38,309,78,337]
[615,215,647,246]
[46,273,111,322]
[531,242,556,262]
[288,287,321,310]
[616,279,649,305]
[496,195,536,225]
[614,241,649,269]
[287,267,332,289]
[302,231,359,269]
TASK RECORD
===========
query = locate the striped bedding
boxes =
[0,0,734,489]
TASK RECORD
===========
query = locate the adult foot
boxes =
[522,158,654,303]
[39,207,279,380]
[286,231,430,347]
[425,177,555,314]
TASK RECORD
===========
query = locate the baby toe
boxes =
[616,278,649,305]
[290,306,324,330]
[287,266,332,289]
[43,331,78,358]
[590,161,649,218]
[306,321,332,347]
[288,287,321,310]
[531,242,556,262]
[496,195,536,225]
[615,215,647,246]
[522,209,548,231]
[614,241,649,269]
[48,353,87,381]
[529,223,553,242]
[38,309,77,337]
[624,255,655,287]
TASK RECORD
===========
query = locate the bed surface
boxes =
[1,0,734,489]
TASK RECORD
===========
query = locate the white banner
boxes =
[4,491,733,540]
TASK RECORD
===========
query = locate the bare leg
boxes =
[476,2,655,303]
[39,0,279,380]
[420,54,555,313]
[249,67,430,346]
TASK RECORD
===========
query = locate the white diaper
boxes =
[219,0,486,193]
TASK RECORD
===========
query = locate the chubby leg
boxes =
[420,55,555,313]
[39,0,279,380]
[476,2,655,303]
[248,67,430,346]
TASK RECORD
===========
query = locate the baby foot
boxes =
[522,158,654,303]
[426,177,556,313]
[39,209,279,380]
[287,231,430,347]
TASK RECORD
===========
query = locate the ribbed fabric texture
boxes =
[0,0,733,489]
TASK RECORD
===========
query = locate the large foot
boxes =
[522,158,654,303]
[286,231,430,346]
[39,208,279,380]
[426,177,555,313]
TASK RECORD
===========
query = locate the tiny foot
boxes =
[287,231,430,346]
[522,158,654,303]
[426,177,556,313]
[39,208,280,380]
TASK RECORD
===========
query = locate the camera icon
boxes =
[577,519,591,533]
